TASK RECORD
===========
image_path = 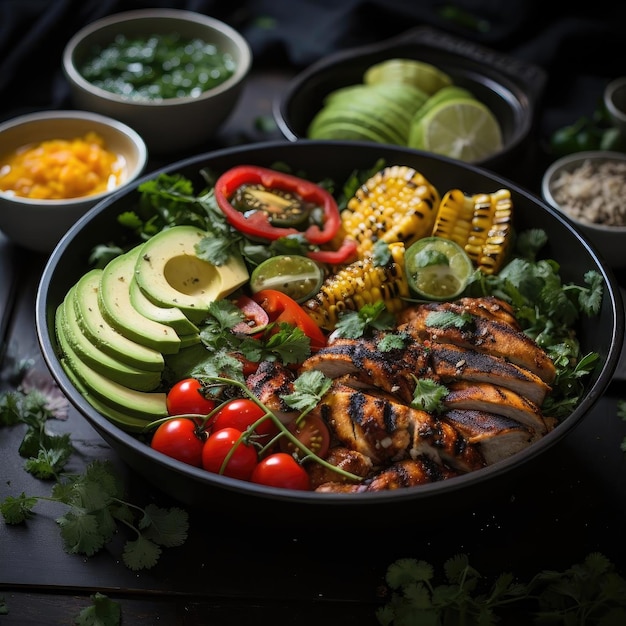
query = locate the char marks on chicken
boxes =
[300,333,433,404]
[246,296,557,492]
[442,409,541,465]
[398,299,557,384]
[311,379,486,472]
[315,456,459,493]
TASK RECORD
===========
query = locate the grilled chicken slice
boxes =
[245,360,298,423]
[397,296,520,330]
[307,446,373,489]
[442,409,540,465]
[444,381,548,434]
[315,456,458,493]
[428,343,551,406]
[399,300,556,384]
[301,334,433,404]
[313,381,485,472]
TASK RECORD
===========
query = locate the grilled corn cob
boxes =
[432,188,513,274]
[303,242,410,330]
[341,165,440,259]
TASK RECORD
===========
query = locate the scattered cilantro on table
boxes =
[376,552,626,625]
[75,593,120,626]
[0,386,189,571]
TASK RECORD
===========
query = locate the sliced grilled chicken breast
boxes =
[399,300,556,384]
[444,380,548,434]
[442,409,541,465]
[428,343,551,406]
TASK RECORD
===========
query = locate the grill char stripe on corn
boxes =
[342,165,440,259]
[432,188,513,275]
[303,242,410,330]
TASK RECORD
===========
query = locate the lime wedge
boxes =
[408,98,503,162]
[364,58,453,96]
[250,255,324,303]
[405,237,474,300]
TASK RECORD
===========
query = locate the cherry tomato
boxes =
[209,398,279,441]
[231,295,269,335]
[252,289,327,352]
[202,427,258,480]
[166,378,216,416]
[251,453,311,490]
[280,414,330,460]
[150,417,206,467]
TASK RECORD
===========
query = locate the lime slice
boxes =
[364,59,453,96]
[250,255,324,303]
[405,237,474,300]
[408,98,503,162]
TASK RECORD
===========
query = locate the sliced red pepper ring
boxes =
[214,165,341,245]
[252,289,327,352]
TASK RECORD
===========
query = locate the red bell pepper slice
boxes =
[252,289,327,352]
[214,165,341,245]
[306,237,358,265]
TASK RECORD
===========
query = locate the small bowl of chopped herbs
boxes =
[541,150,626,270]
[62,9,252,155]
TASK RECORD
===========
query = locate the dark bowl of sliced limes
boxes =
[274,26,546,172]
[36,140,623,524]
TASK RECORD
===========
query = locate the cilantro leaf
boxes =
[335,301,395,339]
[139,504,189,548]
[75,593,121,626]
[0,493,38,524]
[410,378,449,414]
[425,310,474,330]
[282,370,333,412]
[123,534,162,571]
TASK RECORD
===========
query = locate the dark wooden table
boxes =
[1,67,626,626]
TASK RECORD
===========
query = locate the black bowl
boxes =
[36,140,623,520]
[274,26,547,172]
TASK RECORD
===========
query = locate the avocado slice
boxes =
[57,290,161,392]
[98,247,182,354]
[73,269,164,372]
[129,273,199,336]
[57,317,168,421]
[134,225,249,324]
[59,355,157,433]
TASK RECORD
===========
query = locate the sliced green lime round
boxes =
[250,255,324,303]
[405,237,474,300]
[408,98,503,162]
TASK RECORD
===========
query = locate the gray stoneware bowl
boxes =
[63,9,252,155]
[36,141,623,521]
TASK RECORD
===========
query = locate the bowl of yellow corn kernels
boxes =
[36,140,623,521]
[0,109,147,253]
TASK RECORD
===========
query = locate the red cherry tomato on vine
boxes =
[280,414,330,460]
[202,427,258,480]
[166,378,216,416]
[251,452,311,490]
[210,398,278,441]
[150,417,206,467]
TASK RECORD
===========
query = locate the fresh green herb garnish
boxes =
[75,593,120,626]
[1,459,188,571]
[334,301,396,339]
[0,388,73,479]
[377,552,626,625]
[425,309,474,330]
[410,378,449,414]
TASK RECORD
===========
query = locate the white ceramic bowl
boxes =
[62,9,252,155]
[0,110,147,253]
[541,150,626,270]
[604,77,626,136]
